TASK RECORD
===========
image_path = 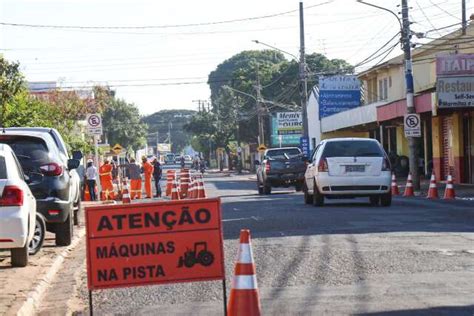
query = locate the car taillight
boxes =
[40,162,63,176]
[318,158,328,172]
[382,157,391,171]
[0,185,24,206]
[265,162,271,173]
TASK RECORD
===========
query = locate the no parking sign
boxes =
[404,114,421,137]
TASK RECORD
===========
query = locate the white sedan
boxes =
[0,144,43,267]
[303,138,392,207]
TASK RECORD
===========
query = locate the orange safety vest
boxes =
[99,164,113,182]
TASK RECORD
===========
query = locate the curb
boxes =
[15,228,86,316]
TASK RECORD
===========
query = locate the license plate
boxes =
[345,165,365,172]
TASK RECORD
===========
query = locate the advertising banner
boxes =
[436,54,474,76]
[276,112,303,135]
[270,116,300,147]
[319,75,361,118]
[85,198,225,290]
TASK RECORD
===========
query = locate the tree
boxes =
[0,57,25,127]
[102,98,147,150]
[141,110,195,154]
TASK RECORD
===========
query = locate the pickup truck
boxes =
[256,147,307,194]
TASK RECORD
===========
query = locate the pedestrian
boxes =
[126,158,142,199]
[99,158,115,200]
[180,156,185,169]
[85,159,98,201]
[152,157,162,197]
[76,162,85,201]
[142,156,154,198]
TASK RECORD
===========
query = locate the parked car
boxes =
[0,144,45,267]
[256,147,307,194]
[303,138,392,207]
[183,155,192,164]
[0,128,81,246]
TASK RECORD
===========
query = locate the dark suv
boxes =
[0,128,81,246]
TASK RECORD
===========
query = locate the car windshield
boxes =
[0,156,7,179]
[266,148,302,159]
[0,136,49,173]
[323,141,384,158]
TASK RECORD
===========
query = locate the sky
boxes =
[0,0,470,115]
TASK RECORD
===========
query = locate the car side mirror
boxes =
[254,160,261,165]
[72,150,83,160]
[67,159,80,170]
[24,174,31,184]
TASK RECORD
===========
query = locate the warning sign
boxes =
[112,144,123,154]
[85,198,225,290]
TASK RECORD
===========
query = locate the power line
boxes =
[429,0,461,20]
[0,1,333,30]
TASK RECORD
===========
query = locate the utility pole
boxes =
[299,1,309,139]
[402,0,421,191]
[168,122,172,149]
[255,65,265,145]
[462,0,467,35]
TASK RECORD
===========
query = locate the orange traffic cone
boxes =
[196,176,207,199]
[180,168,190,199]
[443,174,456,200]
[426,172,439,199]
[391,173,400,196]
[165,170,175,196]
[403,173,414,197]
[227,229,261,316]
[170,175,181,200]
[188,176,196,199]
[122,179,131,204]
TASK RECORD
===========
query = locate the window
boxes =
[0,156,7,179]
[0,136,49,173]
[379,79,383,101]
[266,148,302,159]
[322,141,384,158]
[379,78,388,101]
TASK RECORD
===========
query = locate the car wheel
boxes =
[263,183,272,195]
[312,180,324,207]
[11,244,29,267]
[369,195,380,206]
[29,214,46,255]
[381,192,392,207]
[56,212,73,246]
[303,182,313,205]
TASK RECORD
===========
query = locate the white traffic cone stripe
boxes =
[237,244,253,264]
[447,184,454,189]
[429,183,437,188]
[232,275,258,290]
[406,183,413,187]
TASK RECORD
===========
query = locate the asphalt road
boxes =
[45,171,474,315]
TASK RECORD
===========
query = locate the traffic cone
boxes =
[188,176,196,199]
[180,168,190,199]
[122,179,131,204]
[165,170,175,196]
[170,174,181,200]
[391,173,400,196]
[227,229,261,316]
[196,175,207,199]
[443,174,456,200]
[426,172,439,199]
[403,173,414,197]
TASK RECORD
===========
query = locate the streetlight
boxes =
[357,0,420,191]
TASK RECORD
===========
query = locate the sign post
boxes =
[85,198,226,314]
[300,136,310,157]
[87,113,103,201]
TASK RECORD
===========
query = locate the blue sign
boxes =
[300,137,310,157]
[319,75,361,118]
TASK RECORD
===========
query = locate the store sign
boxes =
[85,199,225,290]
[436,54,474,76]
[319,75,361,118]
[437,76,474,108]
[276,112,303,135]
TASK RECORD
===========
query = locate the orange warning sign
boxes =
[85,198,225,290]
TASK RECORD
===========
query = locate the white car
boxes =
[0,144,44,267]
[303,138,392,207]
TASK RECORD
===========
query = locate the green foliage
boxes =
[141,109,195,154]
[102,98,147,150]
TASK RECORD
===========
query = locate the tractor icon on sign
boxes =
[177,242,214,268]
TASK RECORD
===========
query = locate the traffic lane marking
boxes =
[222,216,263,222]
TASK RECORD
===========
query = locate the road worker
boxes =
[128,158,142,199]
[99,158,115,200]
[142,156,154,198]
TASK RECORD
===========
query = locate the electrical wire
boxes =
[0,1,333,30]
[429,0,461,20]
